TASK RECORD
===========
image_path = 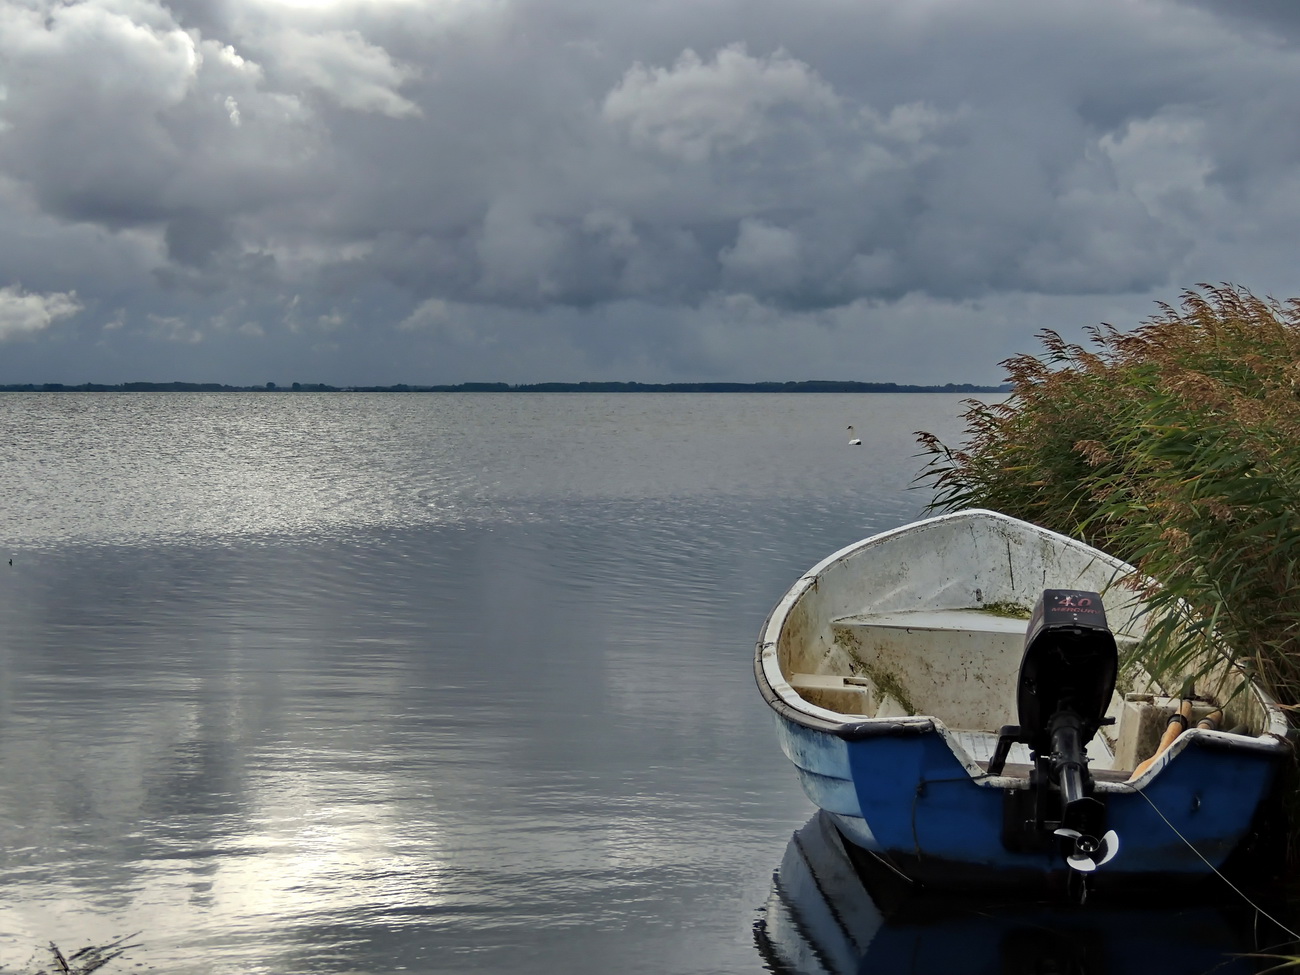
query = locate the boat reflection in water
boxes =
[756,812,1285,975]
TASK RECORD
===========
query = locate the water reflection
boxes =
[757,812,1286,975]
[0,392,977,973]
[0,392,958,549]
[0,513,824,973]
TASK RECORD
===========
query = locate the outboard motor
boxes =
[989,590,1120,886]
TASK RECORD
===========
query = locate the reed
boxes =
[6,934,138,975]
[917,284,1300,710]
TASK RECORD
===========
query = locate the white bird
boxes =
[847,425,862,446]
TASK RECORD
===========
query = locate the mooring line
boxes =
[1137,788,1300,943]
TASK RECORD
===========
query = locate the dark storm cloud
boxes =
[164,211,236,268]
[2,0,1300,384]
[1179,0,1300,42]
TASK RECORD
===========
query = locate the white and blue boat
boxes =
[755,509,1291,895]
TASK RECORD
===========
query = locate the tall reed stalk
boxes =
[917,285,1300,710]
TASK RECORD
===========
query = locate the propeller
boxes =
[1054,828,1120,873]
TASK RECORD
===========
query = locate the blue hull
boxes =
[773,711,1282,887]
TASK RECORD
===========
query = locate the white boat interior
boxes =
[787,606,1248,777]
[766,511,1277,781]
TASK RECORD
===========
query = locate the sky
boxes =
[2,0,1300,386]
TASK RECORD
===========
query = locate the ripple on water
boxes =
[0,392,981,974]
[0,392,967,551]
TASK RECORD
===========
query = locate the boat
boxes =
[754,509,1291,896]
[755,811,1266,975]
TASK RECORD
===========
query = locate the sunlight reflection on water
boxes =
[0,392,962,549]
[0,392,982,974]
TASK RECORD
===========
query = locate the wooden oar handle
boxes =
[1196,709,1223,731]
[1128,699,1196,780]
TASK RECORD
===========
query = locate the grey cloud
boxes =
[0,284,82,340]
[1177,0,1300,42]
[2,0,1300,384]
[265,27,421,117]
[165,211,236,268]
[0,1,326,233]
[325,30,1199,310]
[601,44,839,163]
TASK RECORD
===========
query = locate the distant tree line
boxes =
[0,379,1007,393]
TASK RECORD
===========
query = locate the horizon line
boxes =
[0,379,1009,393]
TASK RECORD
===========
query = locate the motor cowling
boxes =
[1016,589,1118,755]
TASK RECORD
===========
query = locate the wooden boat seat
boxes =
[973,761,1134,783]
[786,673,876,715]
[954,728,1117,771]
[776,676,1131,773]
[832,608,1030,636]
[832,608,1139,645]
[824,610,1030,729]
[825,609,1140,732]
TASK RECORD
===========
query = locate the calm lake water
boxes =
[0,393,1286,974]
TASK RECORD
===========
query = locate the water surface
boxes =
[0,392,963,974]
[5,392,1275,975]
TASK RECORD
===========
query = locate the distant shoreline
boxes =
[0,380,1009,394]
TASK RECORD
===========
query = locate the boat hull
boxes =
[769,709,1282,889]
[756,509,1291,891]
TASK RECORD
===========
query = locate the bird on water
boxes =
[847,425,862,446]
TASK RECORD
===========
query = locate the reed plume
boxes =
[917,284,1300,708]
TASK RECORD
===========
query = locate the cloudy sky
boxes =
[1,0,1299,386]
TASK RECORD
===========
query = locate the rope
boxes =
[1137,788,1300,944]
